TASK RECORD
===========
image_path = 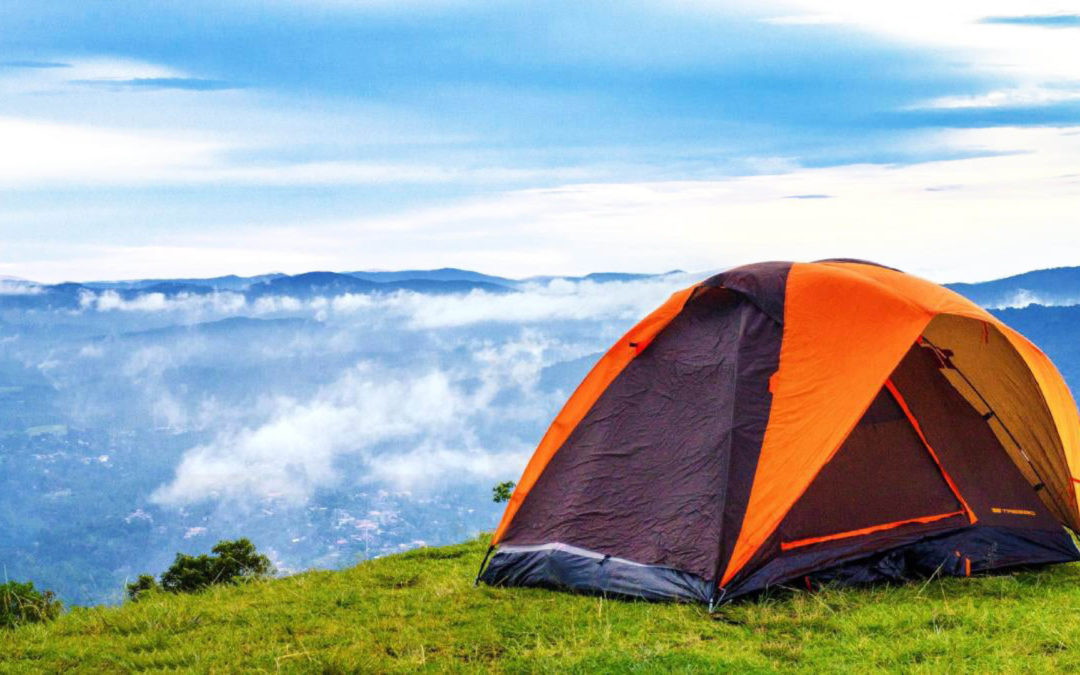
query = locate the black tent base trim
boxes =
[479,543,713,604]
[732,525,1079,601]
[806,525,1079,592]
[479,526,1079,607]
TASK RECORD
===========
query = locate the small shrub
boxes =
[131,538,274,599]
[492,481,516,503]
[125,574,160,602]
[209,538,274,581]
[1,580,62,629]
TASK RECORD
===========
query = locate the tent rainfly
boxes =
[478,260,1080,605]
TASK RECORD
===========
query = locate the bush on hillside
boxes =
[1,580,62,629]
[128,538,274,601]
[125,574,160,601]
[492,481,516,503]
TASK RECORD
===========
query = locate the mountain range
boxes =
[0,268,696,311]
[946,266,1080,308]
[5,263,1080,310]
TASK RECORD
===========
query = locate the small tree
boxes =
[159,551,219,594]
[492,481,516,503]
[125,574,160,602]
[207,538,274,583]
[129,538,274,600]
[159,538,273,593]
[1,580,62,629]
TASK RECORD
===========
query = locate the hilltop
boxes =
[5,535,1080,672]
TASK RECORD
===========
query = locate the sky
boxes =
[2,0,1079,283]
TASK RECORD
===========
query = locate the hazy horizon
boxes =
[4,261,1077,289]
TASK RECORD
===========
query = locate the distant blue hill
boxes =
[346,268,516,287]
[947,267,1080,308]
[106,316,317,341]
[386,278,514,295]
[82,273,286,291]
[245,271,512,298]
[245,272,385,298]
[132,282,218,296]
[523,271,685,285]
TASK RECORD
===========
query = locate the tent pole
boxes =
[920,336,1051,494]
[474,545,495,587]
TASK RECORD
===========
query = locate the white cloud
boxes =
[0,243,332,286]
[0,113,591,189]
[150,392,192,431]
[7,123,1080,284]
[152,365,499,505]
[0,117,223,186]
[66,274,697,331]
[328,293,376,313]
[229,124,1076,283]
[78,344,104,358]
[368,443,529,487]
[0,57,185,96]
[0,280,42,295]
[80,289,247,315]
[384,276,694,328]
[986,289,1080,310]
[122,345,180,380]
[761,13,847,25]
[0,49,581,191]
[252,295,306,313]
[191,161,593,187]
[64,58,184,82]
[149,327,578,506]
[918,87,1080,110]
[763,0,1080,82]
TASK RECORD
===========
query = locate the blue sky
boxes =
[2,1,1079,282]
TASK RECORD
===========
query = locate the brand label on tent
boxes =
[991,507,1037,516]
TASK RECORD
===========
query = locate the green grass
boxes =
[5,535,1080,672]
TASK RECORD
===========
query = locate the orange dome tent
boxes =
[479,260,1080,604]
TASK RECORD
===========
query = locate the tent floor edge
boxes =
[478,543,713,604]
[725,523,1080,601]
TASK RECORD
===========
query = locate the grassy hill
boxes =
[5,535,1080,672]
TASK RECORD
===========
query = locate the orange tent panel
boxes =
[720,261,1080,587]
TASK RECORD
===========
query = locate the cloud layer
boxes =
[72,274,694,326]
[119,276,689,506]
